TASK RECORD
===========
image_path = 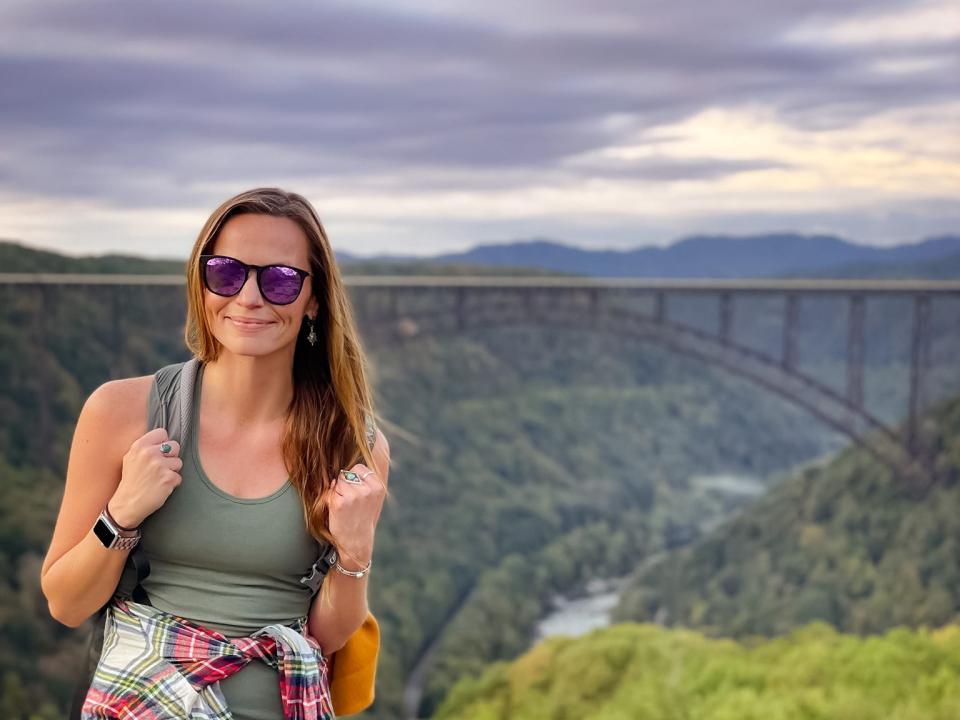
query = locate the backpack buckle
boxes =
[299,543,338,594]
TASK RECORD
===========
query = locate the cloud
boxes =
[0,0,956,254]
[785,0,960,45]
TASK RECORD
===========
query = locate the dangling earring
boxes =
[307,316,318,346]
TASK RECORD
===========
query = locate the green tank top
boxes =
[116,359,373,720]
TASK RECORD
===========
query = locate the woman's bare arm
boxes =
[39,375,155,627]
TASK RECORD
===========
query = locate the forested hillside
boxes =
[613,391,960,638]
[0,240,186,274]
[383,328,838,716]
[432,621,960,720]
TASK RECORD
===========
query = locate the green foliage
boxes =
[615,393,960,640]
[373,328,835,717]
[434,621,960,720]
[0,240,186,274]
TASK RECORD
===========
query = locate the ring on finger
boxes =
[160,442,173,455]
[340,470,364,484]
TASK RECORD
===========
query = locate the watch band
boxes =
[103,503,140,533]
[93,509,141,550]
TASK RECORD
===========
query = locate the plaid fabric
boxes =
[81,598,335,719]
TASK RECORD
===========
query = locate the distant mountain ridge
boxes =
[423,233,960,278]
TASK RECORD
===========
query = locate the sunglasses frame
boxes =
[199,253,313,306]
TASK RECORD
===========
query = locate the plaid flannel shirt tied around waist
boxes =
[81,598,336,719]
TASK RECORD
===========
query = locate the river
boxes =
[532,471,765,640]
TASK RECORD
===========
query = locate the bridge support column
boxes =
[907,294,933,460]
[846,294,865,414]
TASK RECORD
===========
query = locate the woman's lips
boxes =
[228,316,273,330]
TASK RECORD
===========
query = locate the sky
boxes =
[0,0,957,259]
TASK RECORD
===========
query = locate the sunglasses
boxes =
[200,254,313,305]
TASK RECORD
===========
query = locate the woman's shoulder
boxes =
[88,373,155,408]
[87,357,195,425]
[81,373,156,443]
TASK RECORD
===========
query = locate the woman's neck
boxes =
[201,351,294,430]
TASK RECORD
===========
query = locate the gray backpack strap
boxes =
[128,357,200,603]
[148,357,199,446]
[177,357,200,445]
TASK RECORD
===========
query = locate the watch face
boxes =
[93,517,116,548]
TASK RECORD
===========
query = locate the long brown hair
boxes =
[183,187,387,607]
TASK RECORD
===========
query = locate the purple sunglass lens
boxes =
[205,257,248,295]
[260,265,303,304]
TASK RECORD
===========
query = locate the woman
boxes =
[40,187,390,719]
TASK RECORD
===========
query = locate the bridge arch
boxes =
[354,281,952,487]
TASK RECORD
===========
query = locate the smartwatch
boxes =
[93,507,141,551]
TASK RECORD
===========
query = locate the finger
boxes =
[353,469,378,487]
[137,426,170,447]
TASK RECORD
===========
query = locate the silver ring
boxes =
[358,469,375,481]
[160,442,172,455]
[340,470,364,484]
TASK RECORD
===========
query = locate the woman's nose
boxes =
[236,269,265,306]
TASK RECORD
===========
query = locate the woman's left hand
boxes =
[329,463,386,569]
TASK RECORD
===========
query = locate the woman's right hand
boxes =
[107,427,183,529]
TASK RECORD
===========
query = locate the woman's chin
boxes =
[219,337,288,357]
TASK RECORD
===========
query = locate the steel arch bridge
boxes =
[346,275,960,488]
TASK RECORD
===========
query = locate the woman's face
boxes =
[203,213,319,359]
